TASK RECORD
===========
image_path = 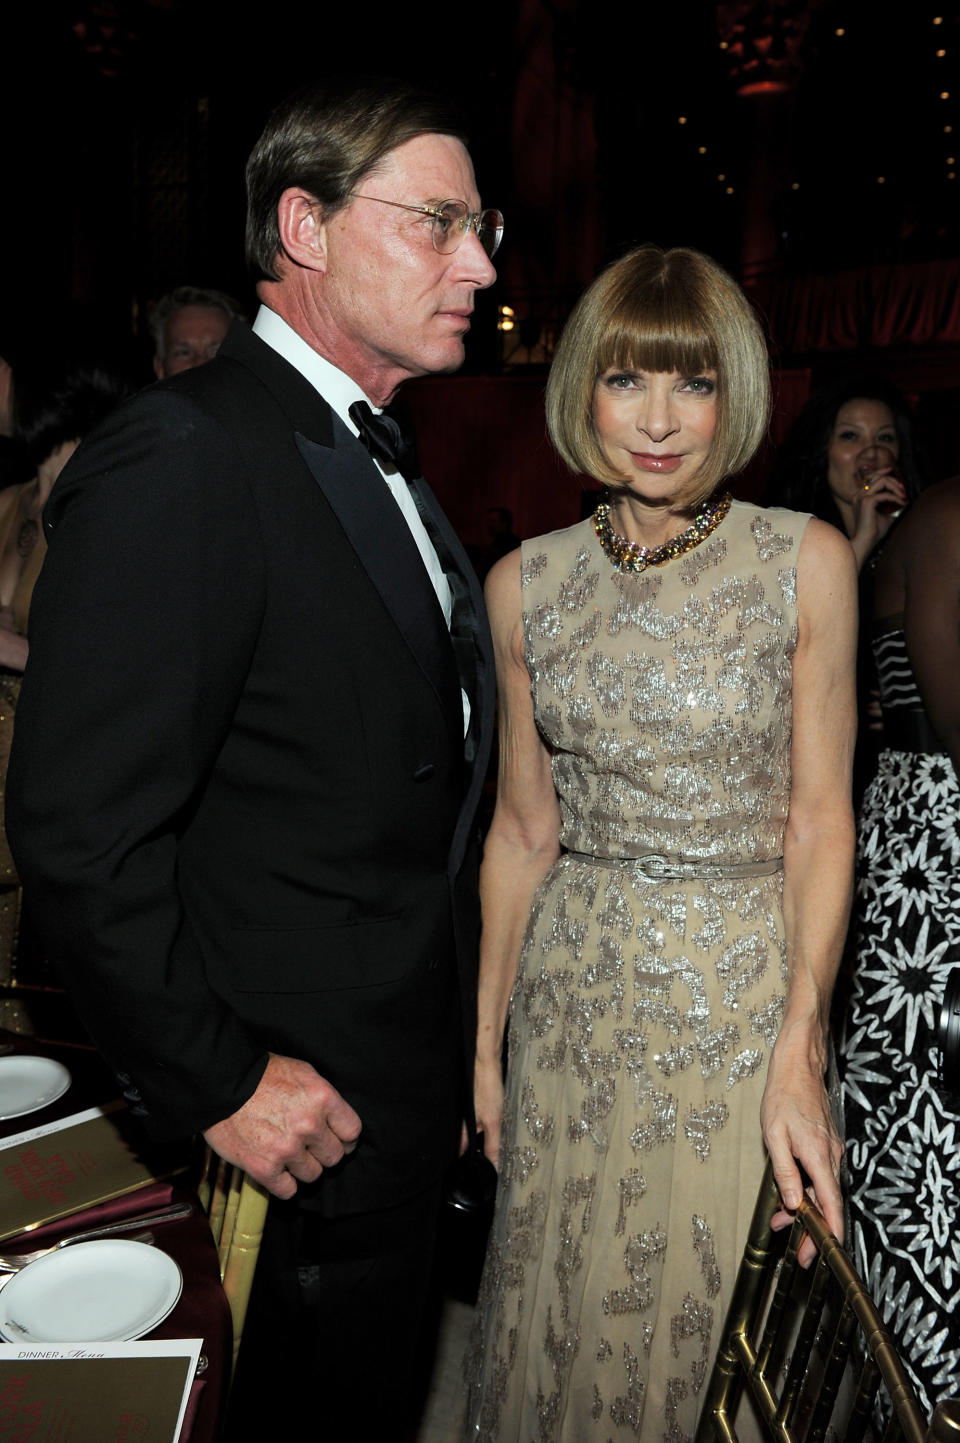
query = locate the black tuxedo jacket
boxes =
[6,323,494,1215]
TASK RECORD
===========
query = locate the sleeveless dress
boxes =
[465,501,809,1443]
[840,624,960,1416]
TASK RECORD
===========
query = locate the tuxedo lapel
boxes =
[405,474,485,765]
[295,420,462,734]
[405,472,495,877]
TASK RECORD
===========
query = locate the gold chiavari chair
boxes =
[696,1159,960,1443]
[198,1148,269,1377]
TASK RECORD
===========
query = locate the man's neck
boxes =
[256,282,403,406]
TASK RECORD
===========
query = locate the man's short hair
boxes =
[545,245,771,501]
[245,76,468,285]
[151,286,245,363]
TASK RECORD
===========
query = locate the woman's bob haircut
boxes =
[546,245,771,501]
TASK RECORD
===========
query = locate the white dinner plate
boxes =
[0,1055,71,1120]
[0,1240,183,1343]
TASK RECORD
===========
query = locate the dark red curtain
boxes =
[768,258,960,353]
[406,374,585,549]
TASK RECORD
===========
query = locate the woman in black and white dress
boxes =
[840,473,960,1415]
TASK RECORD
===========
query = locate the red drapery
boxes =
[767,257,960,354]
[406,374,584,548]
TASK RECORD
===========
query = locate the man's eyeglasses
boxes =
[351,195,504,259]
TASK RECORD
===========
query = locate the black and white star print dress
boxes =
[840,623,960,1417]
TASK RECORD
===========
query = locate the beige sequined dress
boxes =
[465,501,810,1443]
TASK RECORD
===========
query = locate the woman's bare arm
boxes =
[761,518,857,1252]
[474,549,561,1168]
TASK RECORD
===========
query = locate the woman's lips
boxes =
[630,453,684,474]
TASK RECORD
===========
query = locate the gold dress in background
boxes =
[0,481,47,1030]
[465,501,809,1442]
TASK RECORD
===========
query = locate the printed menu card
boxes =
[0,1105,186,1243]
[0,1338,202,1441]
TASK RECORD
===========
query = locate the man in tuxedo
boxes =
[7,76,499,1436]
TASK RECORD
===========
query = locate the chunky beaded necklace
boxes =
[592,489,732,574]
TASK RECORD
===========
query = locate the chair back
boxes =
[695,1159,960,1443]
[198,1148,269,1377]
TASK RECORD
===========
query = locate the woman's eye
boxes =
[604,373,637,389]
[682,376,715,395]
[836,429,858,441]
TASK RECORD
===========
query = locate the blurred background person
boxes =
[150,284,246,379]
[767,376,929,800]
[465,245,854,1441]
[840,472,960,1419]
[768,376,925,573]
[0,363,130,1026]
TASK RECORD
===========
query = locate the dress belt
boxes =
[562,851,783,881]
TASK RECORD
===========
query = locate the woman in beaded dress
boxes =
[464,246,856,1443]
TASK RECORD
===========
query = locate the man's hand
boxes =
[203,1053,362,1200]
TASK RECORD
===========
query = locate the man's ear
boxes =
[276,189,327,273]
[152,353,164,380]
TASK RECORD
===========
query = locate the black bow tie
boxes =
[348,399,420,481]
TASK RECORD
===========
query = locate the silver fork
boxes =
[0,1200,192,1273]
[0,1227,155,1273]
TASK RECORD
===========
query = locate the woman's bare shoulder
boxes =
[796,514,857,577]
[484,545,522,605]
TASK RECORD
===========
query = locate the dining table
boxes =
[0,1027,232,1442]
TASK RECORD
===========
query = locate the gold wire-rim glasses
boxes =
[351,195,504,258]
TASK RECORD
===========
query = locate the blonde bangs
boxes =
[595,264,719,382]
[596,327,718,384]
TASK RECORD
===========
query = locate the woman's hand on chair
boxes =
[761,1021,844,1267]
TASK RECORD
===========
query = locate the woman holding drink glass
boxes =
[768,378,927,801]
[767,376,925,574]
